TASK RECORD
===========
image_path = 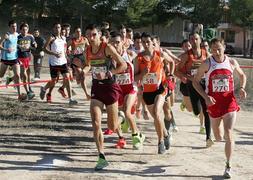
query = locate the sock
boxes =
[132,133,138,137]
[99,153,105,160]
[164,118,172,131]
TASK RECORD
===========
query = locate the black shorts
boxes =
[180,82,189,96]
[71,54,85,67]
[142,85,165,105]
[1,59,19,66]
[50,64,68,79]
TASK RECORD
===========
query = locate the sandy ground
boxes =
[0,72,252,180]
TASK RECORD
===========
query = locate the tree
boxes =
[229,0,253,56]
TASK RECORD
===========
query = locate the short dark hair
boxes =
[20,23,29,30]
[141,32,151,39]
[110,31,122,39]
[210,38,224,46]
[151,35,160,42]
[133,32,141,41]
[101,28,110,38]
[181,39,189,46]
[8,20,16,27]
[85,24,99,32]
[34,28,40,32]
[119,24,126,30]
[74,26,81,31]
[126,28,133,33]
[62,23,71,28]
[53,22,61,27]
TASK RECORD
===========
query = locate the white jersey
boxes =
[48,36,67,66]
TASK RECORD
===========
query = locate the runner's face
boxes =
[75,28,82,37]
[182,42,191,52]
[9,23,17,32]
[86,29,100,43]
[142,37,153,51]
[134,38,142,50]
[152,38,160,49]
[190,34,201,48]
[54,24,61,34]
[127,31,133,40]
[111,36,122,53]
[211,42,224,58]
[21,26,29,35]
[120,28,127,38]
[34,30,39,37]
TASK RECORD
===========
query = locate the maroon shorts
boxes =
[91,82,122,106]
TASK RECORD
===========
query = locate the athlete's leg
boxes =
[124,93,138,134]
[12,64,21,96]
[210,116,223,141]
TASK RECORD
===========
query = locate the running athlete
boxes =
[110,32,145,150]
[17,23,37,99]
[0,20,22,100]
[193,38,247,178]
[83,24,127,171]
[40,23,77,105]
[134,32,172,154]
[119,24,133,50]
[176,33,213,147]
[129,32,150,120]
[58,27,90,100]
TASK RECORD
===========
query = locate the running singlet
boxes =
[137,50,165,92]
[185,48,208,76]
[48,35,67,66]
[17,34,35,58]
[86,42,115,84]
[71,36,87,55]
[1,32,18,60]
[205,55,239,118]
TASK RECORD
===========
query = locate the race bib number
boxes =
[191,69,198,76]
[74,46,84,55]
[212,79,229,92]
[91,66,107,79]
[115,73,131,85]
[143,73,158,85]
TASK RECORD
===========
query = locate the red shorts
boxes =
[118,85,136,107]
[207,96,239,118]
[19,57,30,69]
[91,82,122,106]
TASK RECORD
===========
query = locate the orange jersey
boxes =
[137,50,165,92]
[71,36,87,55]
[184,48,208,76]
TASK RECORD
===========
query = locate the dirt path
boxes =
[0,74,252,180]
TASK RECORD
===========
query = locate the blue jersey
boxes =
[1,32,18,60]
[17,34,35,58]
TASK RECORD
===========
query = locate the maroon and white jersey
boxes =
[205,55,239,118]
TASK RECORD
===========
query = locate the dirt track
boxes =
[0,73,252,180]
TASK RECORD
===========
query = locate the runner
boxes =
[83,24,126,170]
[119,24,133,50]
[193,38,247,178]
[40,23,77,105]
[0,20,22,100]
[32,28,45,81]
[176,33,213,147]
[110,31,145,149]
[129,32,150,120]
[134,32,172,154]
[17,22,37,99]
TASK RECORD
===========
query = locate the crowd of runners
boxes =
[0,20,248,178]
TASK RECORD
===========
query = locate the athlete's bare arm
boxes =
[44,36,59,57]
[230,58,247,99]
[175,52,191,80]
[192,60,215,106]
[163,48,181,63]
[134,54,148,82]
[105,44,127,74]
[161,51,175,75]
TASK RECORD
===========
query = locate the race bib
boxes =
[91,66,107,79]
[212,79,229,92]
[143,73,158,85]
[191,69,198,76]
[115,73,131,85]
[74,46,85,55]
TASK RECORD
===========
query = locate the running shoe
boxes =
[40,86,46,100]
[46,93,52,103]
[33,77,40,82]
[223,162,232,179]
[164,134,171,150]
[69,99,78,105]
[158,141,166,154]
[180,102,186,111]
[206,138,214,148]
[18,93,27,101]
[58,87,67,98]
[103,128,114,135]
[27,91,35,100]
[94,157,109,171]
[199,126,206,135]
[115,138,127,149]
[132,133,145,150]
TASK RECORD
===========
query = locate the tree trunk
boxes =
[243,28,247,57]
